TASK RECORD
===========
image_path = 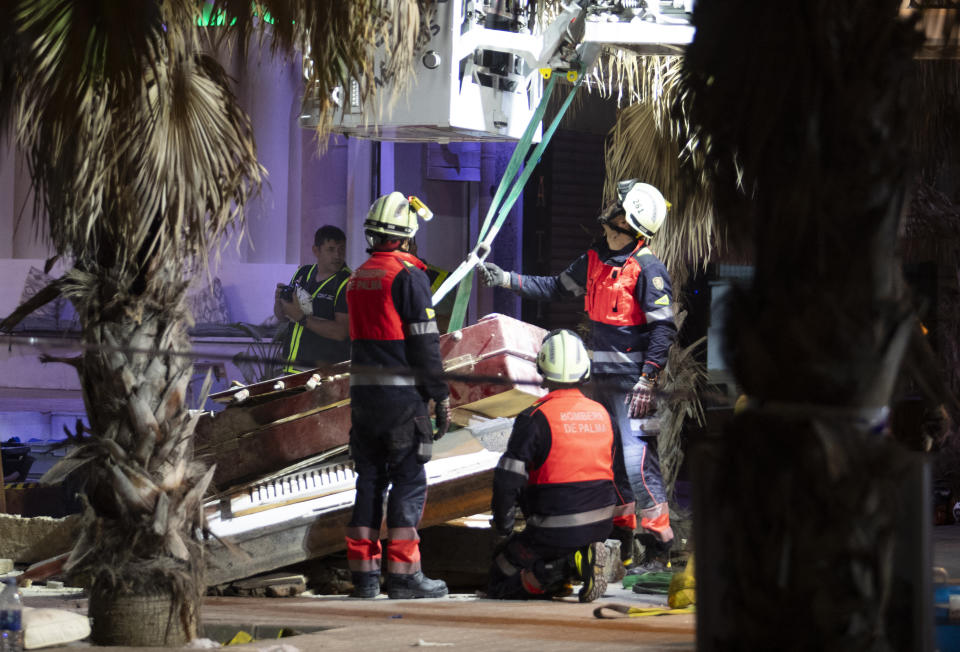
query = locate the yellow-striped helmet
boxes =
[537,329,591,385]
[364,191,430,240]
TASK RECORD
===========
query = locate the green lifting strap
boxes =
[446,69,586,333]
[478,73,559,245]
[431,73,559,317]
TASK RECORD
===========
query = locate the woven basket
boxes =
[88,589,192,646]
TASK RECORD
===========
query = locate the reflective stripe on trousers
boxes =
[346,526,383,573]
[386,527,422,575]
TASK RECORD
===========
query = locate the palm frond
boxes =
[208,0,430,138]
[14,5,262,285]
[600,56,717,289]
[131,50,262,272]
[658,322,707,496]
[0,4,17,138]
[0,276,64,332]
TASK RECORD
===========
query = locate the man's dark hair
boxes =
[314,225,346,247]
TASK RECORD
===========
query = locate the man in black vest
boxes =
[275,225,351,372]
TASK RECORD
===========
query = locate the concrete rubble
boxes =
[0,513,78,564]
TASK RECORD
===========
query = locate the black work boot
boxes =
[571,541,608,603]
[533,558,575,598]
[350,572,381,598]
[626,534,672,575]
[626,556,669,575]
[609,526,636,582]
[386,571,448,599]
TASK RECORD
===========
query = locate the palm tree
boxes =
[0,0,427,645]
[679,0,924,647]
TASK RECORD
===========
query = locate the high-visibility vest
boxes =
[584,243,650,327]
[347,251,426,341]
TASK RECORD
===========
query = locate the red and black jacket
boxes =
[347,250,448,406]
[513,241,676,378]
[492,388,636,548]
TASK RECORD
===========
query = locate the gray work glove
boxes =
[434,397,451,441]
[626,376,655,418]
[477,262,512,289]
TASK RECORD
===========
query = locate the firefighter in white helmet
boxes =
[344,191,451,599]
[479,180,677,574]
[488,329,636,602]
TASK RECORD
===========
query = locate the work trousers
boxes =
[592,375,673,544]
[487,531,580,600]
[345,401,430,577]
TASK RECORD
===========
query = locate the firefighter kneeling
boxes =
[488,329,636,602]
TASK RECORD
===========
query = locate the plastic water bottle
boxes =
[0,577,23,652]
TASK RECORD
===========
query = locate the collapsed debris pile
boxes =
[198,314,547,593]
[1,314,560,597]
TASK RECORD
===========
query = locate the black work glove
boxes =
[434,397,451,441]
[477,262,512,289]
[626,376,655,418]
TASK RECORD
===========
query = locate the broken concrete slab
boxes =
[232,572,308,598]
[0,513,78,563]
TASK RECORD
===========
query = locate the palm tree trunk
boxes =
[63,259,212,646]
[682,1,924,648]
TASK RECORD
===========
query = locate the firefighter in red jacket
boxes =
[480,180,677,572]
[345,192,452,599]
[488,329,636,602]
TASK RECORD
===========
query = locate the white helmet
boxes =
[537,329,591,385]
[364,192,433,245]
[617,180,668,238]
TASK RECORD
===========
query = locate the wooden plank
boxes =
[232,573,308,597]
[196,376,349,447]
[209,362,350,404]
[199,405,352,489]
[198,314,547,489]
